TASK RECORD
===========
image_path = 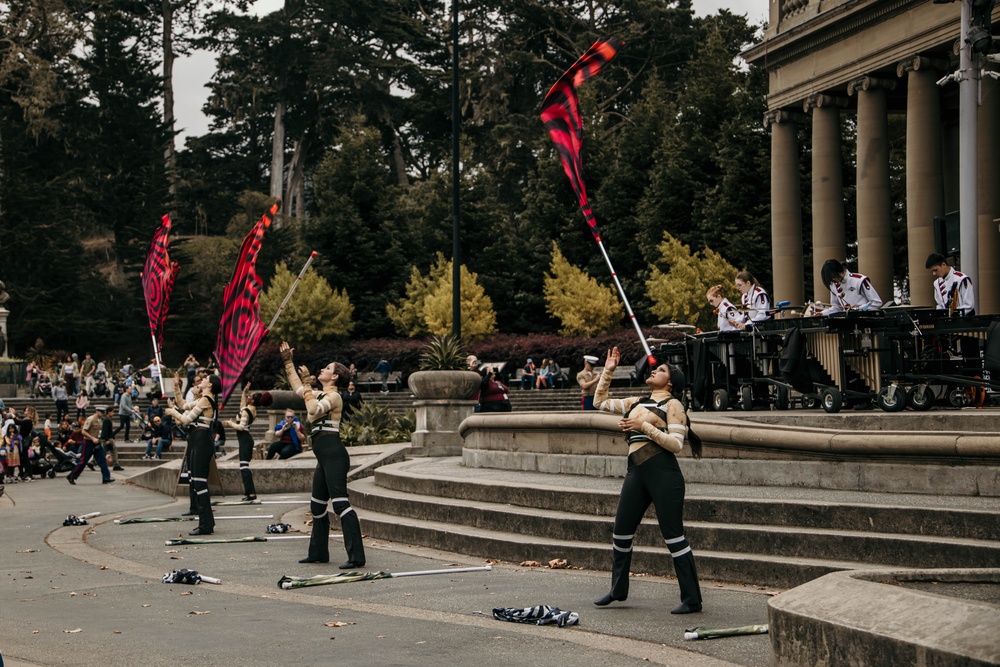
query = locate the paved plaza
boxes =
[0,472,773,667]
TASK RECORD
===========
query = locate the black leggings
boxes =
[187,428,215,532]
[306,432,364,564]
[608,449,701,607]
[236,429,256,497]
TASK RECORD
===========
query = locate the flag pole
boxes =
[594,239,655,363]
[265,251,317,332]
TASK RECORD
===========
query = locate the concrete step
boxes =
[372,461,1000,541]
[352,501,878,589]
[349,477,1000,574]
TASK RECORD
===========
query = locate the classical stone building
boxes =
[744,0,1000,313]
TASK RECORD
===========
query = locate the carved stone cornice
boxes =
[764,109,806,128]
[847,76,898,96]
[896,55,951,77]
[803,94,849,112]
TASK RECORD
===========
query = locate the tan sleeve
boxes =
[636,399,688,453]
[593,370,635,415]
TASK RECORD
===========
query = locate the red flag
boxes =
[214,201,280,405]
[141,214,179,351]
[540,38,622,243]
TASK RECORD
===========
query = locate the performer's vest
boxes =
[623,396,673,446]
[309,392,340,436]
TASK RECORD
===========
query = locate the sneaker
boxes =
[141,455,150,460]
[152,456,161,460]
[113,466,124,471]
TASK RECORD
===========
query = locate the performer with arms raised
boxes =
[166,374,220,535]
[280,341,365,568]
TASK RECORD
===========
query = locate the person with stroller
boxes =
[67,406,114,485]
[3,424,24,483]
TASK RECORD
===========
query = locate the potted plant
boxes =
[407,335,482,400]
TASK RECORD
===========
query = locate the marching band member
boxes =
[819,259,883,315]
[166,374,220,535]
[734,270,770,329]
[223,383,272,502]
[280,341,365,568]
[592,346,703,615]
[706,285,743,331]
[926,253,976,316]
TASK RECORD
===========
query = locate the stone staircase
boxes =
[348,458,1000,589]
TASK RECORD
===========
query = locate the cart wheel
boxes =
[947,387,966,408]
[876,386,906,412]
[775,387,790,410]
[821,387,843,413]
[907,384,935,411]
[801,395,819,409]
[48,470,56,478]
[711,389,730,411]
[740,386,754,411]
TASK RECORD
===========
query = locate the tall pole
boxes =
[959,0,979,288]
[450,0,461,340]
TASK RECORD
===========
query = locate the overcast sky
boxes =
[172,0,771,141]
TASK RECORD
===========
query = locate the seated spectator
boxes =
[143,416,172,459]
[536,358,553,389]
[479,367,512,413]
[520,358,537,390]
[545,358,563,388]
[267,409,305,460]
[66,423,85,456]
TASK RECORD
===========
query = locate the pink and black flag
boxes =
[141,214,179,351]
[540,38,622,243]
[214,201,280,405]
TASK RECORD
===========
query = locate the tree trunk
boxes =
[270,99,286,204]
[162,0,178,202]
[284,132,308,218]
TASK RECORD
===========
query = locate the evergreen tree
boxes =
[543,242,622,337]
[260,262,355,348]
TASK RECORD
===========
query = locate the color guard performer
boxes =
[926,253,976,316]
[223,383,272,502]
[819,259,883,315]
[734,270,770,329]
[166,374,220,535]
[706,285,742,331]
[592,346,703,614]
[280,341,365,568]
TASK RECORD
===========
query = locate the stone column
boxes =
[897,57,946,307]
[804,94,847,303]
[765,109,805,306]
[848,76,896,300]
[0,307,8,358]
[979,64,1000,315]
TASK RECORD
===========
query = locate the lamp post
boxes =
[958,0,980,290]
[450,0,461,340]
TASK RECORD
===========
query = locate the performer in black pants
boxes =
[280,341,365,568]
[166,375,219,536]
[592,346,704,614]
[224,384,272,501]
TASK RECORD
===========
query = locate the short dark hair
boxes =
[925,253,947,269]
[821,259,846,289]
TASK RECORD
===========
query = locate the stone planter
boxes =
[407,370,482,399]
[407,370,482,456]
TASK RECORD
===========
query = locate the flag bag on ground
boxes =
[492,605,580,628]
[684,624,769,640]
[162,568,221,585]
[277,565,492,590]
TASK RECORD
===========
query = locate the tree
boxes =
[260,262,354,348]
[543,242,622,336]
[387,252,497,339]
[646,232,738,331]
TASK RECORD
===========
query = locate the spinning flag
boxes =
[541,39,656,368]
[141,215,180,351]
[214,201,280,405]
[540,38,622,244]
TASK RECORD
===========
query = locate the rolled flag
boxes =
[684,624,769,641]
[266,523,292,534]
[492,605,580,627]
[166,534,341,546]
[116,515,272,524]
[278,565,492,590]
[161,568,221,585]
